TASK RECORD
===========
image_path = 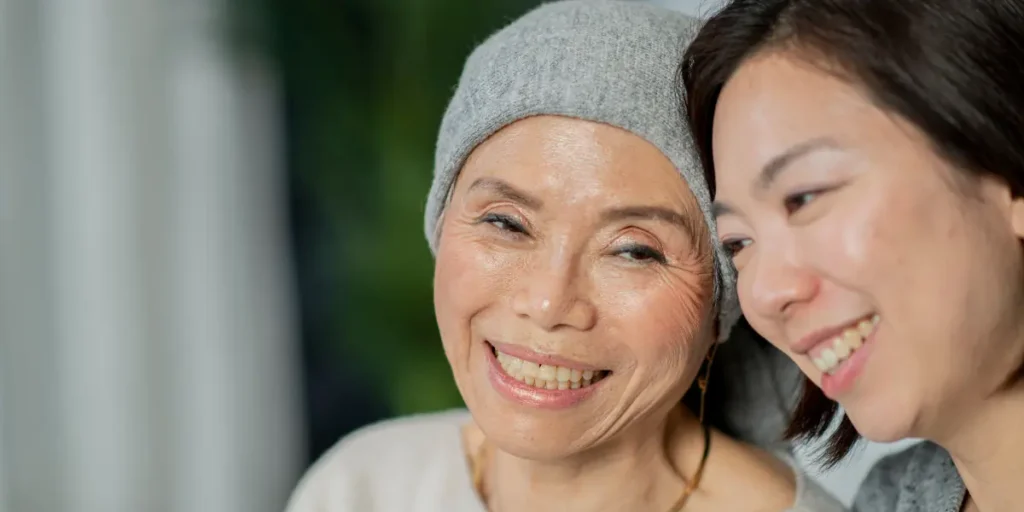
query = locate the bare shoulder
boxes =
[694,430,846,511]
[698,430,798,511]
[284,409,473,512]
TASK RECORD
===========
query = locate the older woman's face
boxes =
[711,52,1024,443]
[433,115,714,459]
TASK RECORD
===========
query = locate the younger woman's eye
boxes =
[721,238,751,259]
[783,190,822,214]
[615,243,667,264]
[478,213,527,235]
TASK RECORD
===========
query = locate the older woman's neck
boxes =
[485,407,705,512]
[944,382,1024,512]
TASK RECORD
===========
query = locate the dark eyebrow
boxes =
[756,137,841,190]
[713,137,841,219]
[711,202,734,219]
[467,177,543,209]
[601,206,702,241]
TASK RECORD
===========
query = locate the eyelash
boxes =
[477,213,667,265]
[783,188,826,214]
[721,187,831,259]
[614,243,668,265]
[479,212,528,235]
[720,238,748,259]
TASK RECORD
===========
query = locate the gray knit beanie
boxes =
[423,0,801,448]
[426,0,740,341]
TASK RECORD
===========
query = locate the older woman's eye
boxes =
[615,243,667,264]
[478,213,528,235]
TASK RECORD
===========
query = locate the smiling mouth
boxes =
[811,314,880,375]
[489,343,610,390]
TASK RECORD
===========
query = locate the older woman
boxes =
[285,2,842,511]
[682,0,1024,511]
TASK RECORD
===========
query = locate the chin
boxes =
[844,399,919,444]
[491,433,577,461]
[472,402,594,460]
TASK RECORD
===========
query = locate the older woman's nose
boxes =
[511,256,597,332]
[745,246,820,321]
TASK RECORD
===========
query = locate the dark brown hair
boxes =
[680,0,1024,465]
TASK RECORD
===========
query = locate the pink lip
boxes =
[791,314,875,356]
[819,327,878,399]
[488,340,604,372]
[485,344,603,409]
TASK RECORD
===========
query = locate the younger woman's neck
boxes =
[943,383,1024,512]
[482,407,706,512]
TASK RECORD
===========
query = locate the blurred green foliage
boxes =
[228,0,542,415]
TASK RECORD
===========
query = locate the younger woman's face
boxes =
[711,52,1024,443]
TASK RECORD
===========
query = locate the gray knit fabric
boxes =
[423,0,740,342]
[853,442,965,512]
[422,0,804,449]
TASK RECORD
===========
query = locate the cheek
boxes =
[802,180,990,353]
[599,270,713,377]
[433,235,512,352]
[808,207,889,281]
[793,182,925,299]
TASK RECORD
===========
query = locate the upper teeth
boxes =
[813,314,879,374]
[496,351,606,390]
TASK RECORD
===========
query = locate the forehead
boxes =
[711,52,902,190]
[716,54,873,149]
[459,115,697,209]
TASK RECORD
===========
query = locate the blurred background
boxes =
[0,0,915,511]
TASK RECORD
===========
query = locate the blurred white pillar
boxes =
[0,1,7,507]
[167,1,305,510]
[0,0,64,511]
[0,0,304,511]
